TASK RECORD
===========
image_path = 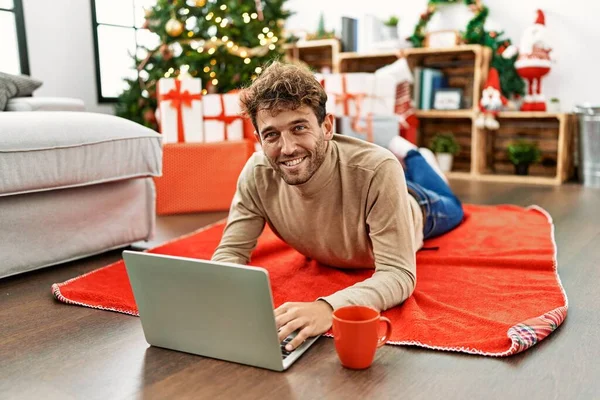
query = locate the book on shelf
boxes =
[341,17,358,52]
[416,68,447,110]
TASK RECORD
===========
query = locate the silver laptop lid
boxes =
[122,251,285,371]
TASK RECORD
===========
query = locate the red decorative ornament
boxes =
[490,31,497,38]
[143,108,156,123]
[160,44,173,61]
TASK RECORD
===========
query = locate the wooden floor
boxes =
[2,180,599,400]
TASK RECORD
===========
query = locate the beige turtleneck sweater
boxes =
[212,134,424,311]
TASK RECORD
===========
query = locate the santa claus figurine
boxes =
[476,68,507,130]
[503,9,552,111]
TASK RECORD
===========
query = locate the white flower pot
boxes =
[547,101,561,113]
[436,153,454,173]
[380,25,399,41]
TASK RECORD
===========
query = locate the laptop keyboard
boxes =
[280,336,293,359]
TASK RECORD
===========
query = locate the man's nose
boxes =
[280,132,298,155]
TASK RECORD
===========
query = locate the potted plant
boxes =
[547,97,560,113]
[430,133,460,172]
[381,16,399,41]
[507,140,542,175]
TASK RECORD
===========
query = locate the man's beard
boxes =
[266,132,328,185]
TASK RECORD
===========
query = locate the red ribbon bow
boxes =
[158,79,202,143]
[335,75,373,142]
[203,94,242,140]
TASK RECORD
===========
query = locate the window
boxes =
[91,0,159,102]
[0,0,30,75]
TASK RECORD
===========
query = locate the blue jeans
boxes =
[404,150,464,239]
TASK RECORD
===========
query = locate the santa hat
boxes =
[535,9,545,25]
[484,68,501,91]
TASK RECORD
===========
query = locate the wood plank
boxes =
[493,138,558,152]
[283,38,340,49]
[556,114,567,183]
[477,174,559,185]
[497,112,566,119]
[338,44,483,61]
[492,150,558,163]
[416,110,474,119]
[489,163,557,177]
[492,127,559,138]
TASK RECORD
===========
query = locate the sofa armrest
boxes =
[6,97,85,112]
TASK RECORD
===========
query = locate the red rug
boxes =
[52,204,567,357]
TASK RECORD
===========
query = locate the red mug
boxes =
[332,305,392,370]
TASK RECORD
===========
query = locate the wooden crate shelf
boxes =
[418,117,474,174]
[332,45,575,185]
[475,113,577,185]
[284,39,341,73]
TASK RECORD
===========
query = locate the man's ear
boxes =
[322,113,335,140]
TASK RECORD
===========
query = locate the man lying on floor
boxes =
[212,62,464,351]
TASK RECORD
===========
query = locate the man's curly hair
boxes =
[239,61,328,133]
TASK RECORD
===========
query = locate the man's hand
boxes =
[275,300,333,351]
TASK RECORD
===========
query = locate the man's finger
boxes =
[274,302,292,317]
[277,318,305,343]
[285,327,311,351]
[275,309,296,330]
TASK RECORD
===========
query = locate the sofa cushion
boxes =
[6,97,85,112]
[0,112,163,196]
[0,72,43,111]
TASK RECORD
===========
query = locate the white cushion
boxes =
[6,97,85,112]
[0,112,162,196]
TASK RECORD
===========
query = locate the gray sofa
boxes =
[0,99,162,278]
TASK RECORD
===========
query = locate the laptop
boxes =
[122,250,320,371]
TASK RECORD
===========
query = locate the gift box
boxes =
[338,115,400,149]
[322,73,373,118]
[203,93,244,143]
[314,73,338,114]
[157,77,204,143]
[321,73,398,118]
[154,140,256,215]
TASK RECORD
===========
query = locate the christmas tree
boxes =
[116,0,292,129]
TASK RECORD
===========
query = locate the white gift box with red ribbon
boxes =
[157,77,204,144]
[314,73,338,114]
[203,93,245,143]
[320,73,398,117]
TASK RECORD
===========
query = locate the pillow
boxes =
[0,78,17,111]
[0,72,43,111]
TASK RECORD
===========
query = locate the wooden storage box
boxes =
[284,39,341,73]
[475,113,577,185]
[418,117,473,174]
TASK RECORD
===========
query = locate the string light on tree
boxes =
[115,0,291,129]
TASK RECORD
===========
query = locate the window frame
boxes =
[0,0,30,75]
[91,0,144,103]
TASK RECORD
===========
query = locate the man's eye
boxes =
[264,132,277,139]
[294,125,306,131]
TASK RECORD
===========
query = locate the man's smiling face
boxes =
[255,105,334,185]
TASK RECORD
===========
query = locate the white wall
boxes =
[23,0,113,114]
[22,0,600,113]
